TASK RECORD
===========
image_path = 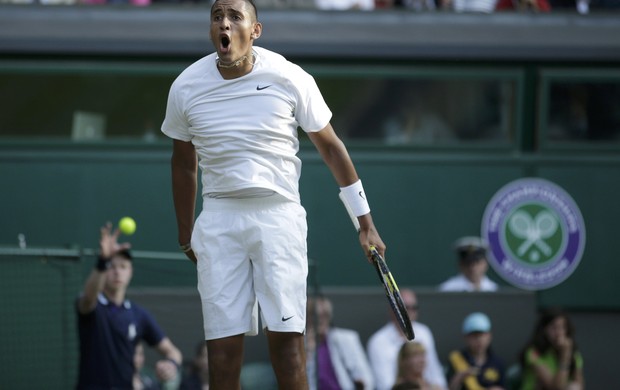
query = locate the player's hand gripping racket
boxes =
[339,192,415,340]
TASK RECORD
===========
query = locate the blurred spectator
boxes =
[306,295,374,390]
[402,0,436,10]
[133,343,161,390]
[180,341,210,390]
[393,342,444,390]
[547,82,620,141]
[446,312,506,390]
[519,308,584,390]
[495,0,551,12]
[315,0,375,10]
[438,236,499,292]
[380,81,454,146]
[79,0,151,5]
[590,0,620,11]
[547,0,593,13]
[439,0,497,12]
[382,101,453,145]
[367,288,447,390]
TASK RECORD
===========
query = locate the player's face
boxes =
[210,0,261,63]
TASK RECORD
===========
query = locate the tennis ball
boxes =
[118,217,137,235]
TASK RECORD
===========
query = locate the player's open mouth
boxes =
[220,36,231,52]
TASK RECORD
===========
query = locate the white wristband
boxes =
[339,179,371,217]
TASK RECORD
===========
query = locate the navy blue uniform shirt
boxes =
[76,293,166,389]
[447,348,506,389]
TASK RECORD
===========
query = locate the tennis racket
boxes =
[339,192,415,340]
[368,245,415,340]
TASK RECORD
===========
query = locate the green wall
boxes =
[2,145,618,309]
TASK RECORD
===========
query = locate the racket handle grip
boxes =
[339,191,361,232]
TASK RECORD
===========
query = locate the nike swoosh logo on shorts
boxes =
[256,85,271,90]
[281,315,294,322]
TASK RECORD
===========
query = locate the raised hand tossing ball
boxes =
[118,217,137,236]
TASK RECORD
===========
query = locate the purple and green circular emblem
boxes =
[481,178,586,290]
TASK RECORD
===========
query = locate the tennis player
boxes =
[161,0,385,388]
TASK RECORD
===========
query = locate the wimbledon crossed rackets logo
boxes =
[508,207,560,263]
[482,178,585,290]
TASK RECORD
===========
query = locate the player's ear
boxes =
[251,22,262,40]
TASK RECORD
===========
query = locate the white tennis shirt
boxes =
[161,46,332,203]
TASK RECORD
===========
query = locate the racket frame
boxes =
[339,190,414,340]
[369,246,415,341]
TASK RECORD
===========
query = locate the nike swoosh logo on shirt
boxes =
[257,85,272,91]
[281,315,294,322]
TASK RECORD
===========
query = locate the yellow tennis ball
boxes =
[118,217,137,235]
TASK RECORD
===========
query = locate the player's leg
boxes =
[207,335,244,389]
[192,201,259,388]
[266,330,309,389]
[250,196,310,387]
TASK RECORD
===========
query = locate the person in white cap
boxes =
[439,236,499,292]
[447,312,506,390]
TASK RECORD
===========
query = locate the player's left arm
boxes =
[153,337,183,382]
[307,123,385,260]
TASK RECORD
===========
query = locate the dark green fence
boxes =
[0,248,81,389]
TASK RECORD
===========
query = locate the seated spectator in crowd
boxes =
[306,295,374,390]
[438,0,497,12]
[180,341,209,390]
[439,236,499,292]
[548,0,590,13]
[133,343,161,390]
[447,312,506,390]
[495,0,551,12]
[519,308,584,390]
[382,104,453,145]
[367,288,447,390]
[393,342,444,390]
[401,0,436,11]
[80,0,151,5]
[315,0,375,10]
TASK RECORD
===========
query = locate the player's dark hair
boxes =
[211,0,258,21]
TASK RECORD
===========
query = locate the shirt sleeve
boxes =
[139,307,166,347]
[161,79,192,142]
[290,65,332,133]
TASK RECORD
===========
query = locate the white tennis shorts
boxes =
[191,194,308,340]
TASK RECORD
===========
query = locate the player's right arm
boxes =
[171,139,198,264]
